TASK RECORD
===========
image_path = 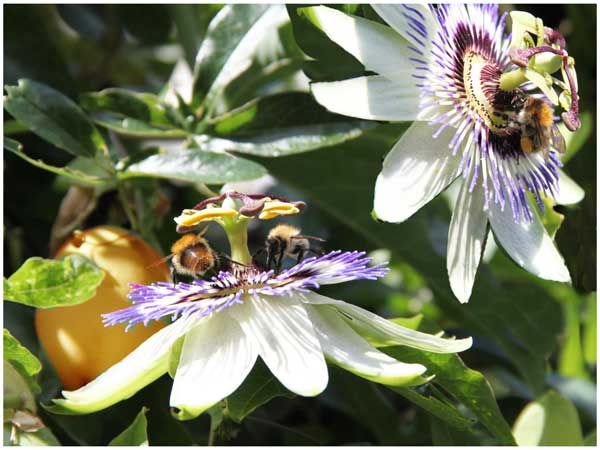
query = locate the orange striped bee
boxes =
[148,227,217,284]
[517,97,566,160]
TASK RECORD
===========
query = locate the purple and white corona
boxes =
[306,4,584,302]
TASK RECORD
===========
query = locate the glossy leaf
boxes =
[169,5,223,69]
[201,92,375,156]
[512,390,584,446]
[193,5,285,112]
[385,347,515,444]
[81,89,172,124]
[4,329,42,395]
[121,148,267,184]
[4,255,104,308]
[226,360,294,423]
[4,79,106,157]
[109,407,149,446]
[89,114,187,138]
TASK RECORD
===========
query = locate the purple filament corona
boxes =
[102,251,388,331]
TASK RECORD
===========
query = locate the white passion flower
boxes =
[49,191,472,420]
[304,4,584,303]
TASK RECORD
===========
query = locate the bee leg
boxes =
[170,265,179,286]
[296,249,305,265]
[266,248,274,270]
[274,248,285,274]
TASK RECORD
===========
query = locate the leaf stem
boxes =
[117,184,139,231]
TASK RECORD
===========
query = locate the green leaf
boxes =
[583,294,596,365]
[82,88,188,137]
[121,148,267,184]
[557,295,588,379]
[428,415,480,446]
[385,347,515,444]
[193,5,283,112]
[109,407,149,446]
[5,140,109,187]
[261,124,562,397]
[390,385,474,431]
[512,390,584,446]
[584,430,596,446]
[209,93,375,157]
[89,114,187,138]
[4,361,36,413]
[4,137,22,153]
[287,5,365,82]
[4,79,106,157]
[4,330,42,395]
[81,89,174,126]
[169,5,222,68]
[225,360,294,423]
[4,255,105,308]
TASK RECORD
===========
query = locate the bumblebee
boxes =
[516,97,566,160]
[149,227,218,284]
[263,224,324,272]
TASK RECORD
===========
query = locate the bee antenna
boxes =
[197,226,209,237]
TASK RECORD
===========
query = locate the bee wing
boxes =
[293,235,326,242]
[551,125,567,154]
[146,254,174,269]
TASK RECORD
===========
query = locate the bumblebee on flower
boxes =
[304,4,585,303]
[50,191,472,420]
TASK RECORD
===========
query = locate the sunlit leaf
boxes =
[193,5,287,114]
[512,390,584,446]
[4,255,104,308]
[109,407,149,446]
[121,148,267,184]
[4,329,42,395]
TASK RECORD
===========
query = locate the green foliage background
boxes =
[3,3,597,446]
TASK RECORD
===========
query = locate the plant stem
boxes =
[117,184,139,231]
[207,426,216,446]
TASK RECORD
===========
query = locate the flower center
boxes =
[463,51,509,133]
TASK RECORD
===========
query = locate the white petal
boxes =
[311,74,420,121]
[229,295,328,397]
[447,179,488,303]
[55,315,200,414]
[554,169,585,205]
[301,6,413,75]
[300,292,472,353]
[371,4,437,50]
[307,305,427,386]
[374,122,462,223]
[170,313,257,419]
[488,198,571,282]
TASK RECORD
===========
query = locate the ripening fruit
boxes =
[35,226,168,390]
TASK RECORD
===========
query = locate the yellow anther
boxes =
[258,200,300,220]
[173,207,238,226]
